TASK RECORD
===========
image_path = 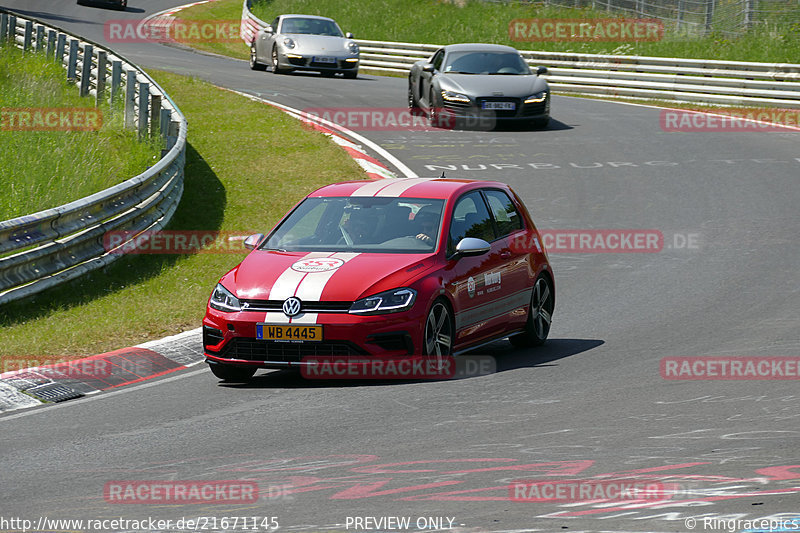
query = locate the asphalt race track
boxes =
[1,1,799,532]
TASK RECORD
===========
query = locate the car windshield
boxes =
[443,51,531,75]
[261,197,445,253]
[280,17,344,37]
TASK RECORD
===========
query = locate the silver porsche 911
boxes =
[408,43,550,129]
[249,14,359,78]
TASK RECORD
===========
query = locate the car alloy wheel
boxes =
[510,273,554,347]
[424,299,453,355]
[408,82,417,109]
[428,89,440,127]
[271,45,284,74]
[250,44,266,71]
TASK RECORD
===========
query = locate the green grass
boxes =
[248,0,800,62]
[171,0,250,60]
[0,44,161,221]
[0,70,364,362]
[174,0,800,78]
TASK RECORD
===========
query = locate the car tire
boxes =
[117,0,127,10]
[423,299,453,356]
[209,363,257,382]
[271,45,285,74]
[428,89,440,127]
[249,43,266,71]
[343,70,358,79]
[408,81,422,115]
[510,273,554,347]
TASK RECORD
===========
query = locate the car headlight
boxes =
[209,283,241,312]
[524,91,547,103]
[347,41,359,54]
[441,90,470,103]
[283,37,295,49]
[349,288,417,315]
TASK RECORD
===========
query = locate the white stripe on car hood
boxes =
[264,252,360,324]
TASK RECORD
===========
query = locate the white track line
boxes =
[229,89,419,178]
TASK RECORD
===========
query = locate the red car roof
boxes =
[308,178,512,200]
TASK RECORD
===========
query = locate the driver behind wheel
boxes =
[343,209,374,244]
[413,209,439,246]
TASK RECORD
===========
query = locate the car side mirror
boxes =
[243,233,265,250]
[422,63,435,73]
[345,32,354,39]
[454,237,490,258]
[264,25,274,34]
[536,66,548,75]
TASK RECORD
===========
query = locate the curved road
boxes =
[2,1,799,532]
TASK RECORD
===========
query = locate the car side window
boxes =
[432,50,444,71]
[484,190,523,238]
[448,191,496,256]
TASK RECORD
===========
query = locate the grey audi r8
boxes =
[408,43,550,129]
[249,14,359,78]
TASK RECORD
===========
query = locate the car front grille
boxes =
[240,299,352,313]
[212,337,366,362]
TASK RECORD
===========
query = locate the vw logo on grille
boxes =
[282,297,302,317]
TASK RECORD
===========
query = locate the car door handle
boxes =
[500,251,511,258]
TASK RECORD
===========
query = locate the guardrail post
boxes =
[96,50,107,106]
[167,120,179,149]
[67,38,79,81]
[138,81,150,140]
[160,108,170,140]
[110,61,122,104]
[124,70,136,129]
[0,14,7,43]
[7,15,15,44]
[56,33,66,64]
[46,29,56,58]
[149,94,161,138]
[80,43,93,97]
[35,24,45,53]
[23,20,32,51]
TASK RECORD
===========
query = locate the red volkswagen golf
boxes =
[203,177,554,381]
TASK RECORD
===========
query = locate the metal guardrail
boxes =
[0,10,187,305]
[242,0,800,108]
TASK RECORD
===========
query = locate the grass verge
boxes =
[178,0,800,63]
[0,44,161,221]
[0,69,364,363]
